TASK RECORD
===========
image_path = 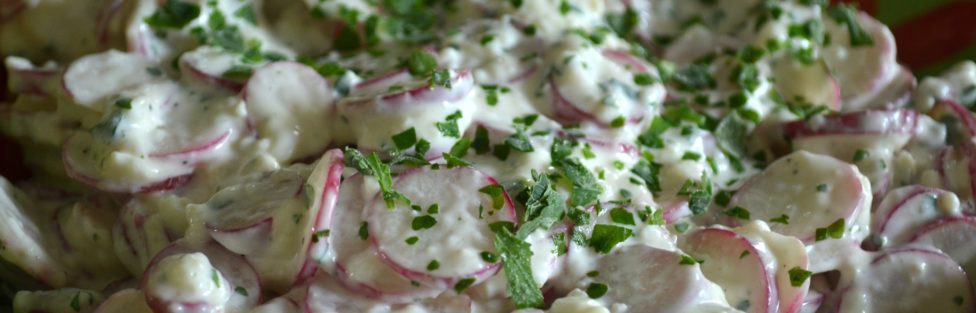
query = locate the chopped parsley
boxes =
[411,215,437,230]
[815,218,845,241]
[427,260,440,271]
[454,278,477,293]
[609,207,636,225]
[494,228,543,308]
[770,214,790,225]
[585,282,609,298]
[436,110,463,138]
[589,224,633,254]
[515,172,567,239]
[358,222,369,240]
[392,127,418,150]
[344,148,407,208]
[235,286,248,296]
[827,4,875,47]
[723,206,751,220]
[788,266,812,287]
[144,0,200,29]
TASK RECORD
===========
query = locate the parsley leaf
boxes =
[392,127,418,150]
[557,159,602,208]
[505,131,534,152]
[827,5,874,47]
[436,111,463,138]
[631,159,663,194]
[494,228,543,309]
[589,224,633,254]
[788,266,812,287]
[515,173,567,239]
[714,112,750,157]
[144,0,200,29]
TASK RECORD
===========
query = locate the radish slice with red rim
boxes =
[728,151,871,243]
[870,185,952,247]
[680,228,778,313]
[302,272,381,313]
[588,245,722,312]
[94,289,154,313]
[141,241,261,313]
[770,58,841,112]
[179,47,248,92]
[366,166,515,289]
[782,109,918,138]
[0,177,68,287]
[910,216,976,283]
[336,70,476,156]
[822,12,899,110]
[835,247,975,313]
[63,50,157,109]
[113,194,190,276]
[929,100,976,145]
[4,56,60,97]
[329,175,445,303]
[547,47,664,127]
[242,62,335,162]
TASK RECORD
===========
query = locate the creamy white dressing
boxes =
[2,0,976,313]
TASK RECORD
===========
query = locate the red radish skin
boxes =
[141,241,261,313]
[367,166,515,288]
[729,151,870,243]
[870,185,945,246]
[149,130,231,159]
[329,175,445,303]
[930,100,976,139]
[295,149,345,284]
[681,228,778,313]
[592,245,717,313]
[910,216,976,280]
[782,109,918,138]
[835,248,975,313]
[180,60,245,92]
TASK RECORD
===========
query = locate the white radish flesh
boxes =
[680,228,778,313]
[243,62,335,162]
[141,241,261,313]
[910,217,976,285]
[729,151,871,243]
[367,166,515,288]
[113,194,190,276]
[0,177,67,287]
[770,58,841,111]
[336,70,475,156]
[94,289,154,313]
[180,47,247,91]
[591,245,721,313]
[870,185,948,247]
[329,175,444,303]
[62,50,156,109]
[822,13,899,111]
[836,248,975,313]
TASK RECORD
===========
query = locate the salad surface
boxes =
[2,0,976,313]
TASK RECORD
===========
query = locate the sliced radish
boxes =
[12,288,105,313]
[728,151,871,243]
[822,12,899,111]
[62,50,156,109]
[782,108,918,138]
[870,185,952,247]
[797,290,823,313]
[929,100,976,145]
[336,70,475,155]
[180,47,247,92]
[936,144,976,203]
[62,81,243,193]
[466,229,561,301]
[248,297,301,313]
[870,66,917,109]
[113,194,190,276]
[302,272,382,313]
[94,289,154,313]
[735,221,812,313]
[95,0,126,48]
[680,228,778,313]
[201,169,306,254]
[836,248,975,313]
[141,241,261,313]
[0,177,67,287]
[54,196,129,287]
[197,150,344,292]
[329,175,444,303]
[590,245,722,312]
[4,56,60,97]
[770,58,841,111]
[242,62,335,162]
[547,47,664,127]
[367,166,514,289]
[910,216,976,283]
[297,149,345,282]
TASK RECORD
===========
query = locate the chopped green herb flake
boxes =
[358,222,369,240]
[494,228,543,308]
[724,206,751,220]
[589,224,633,254]
[788,266,812,287]
[454,278,477,293]
[411,215,437,230]
[585,282,609,298]
[609,207,636,225]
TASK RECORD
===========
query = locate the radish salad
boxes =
[2,0,976,312]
